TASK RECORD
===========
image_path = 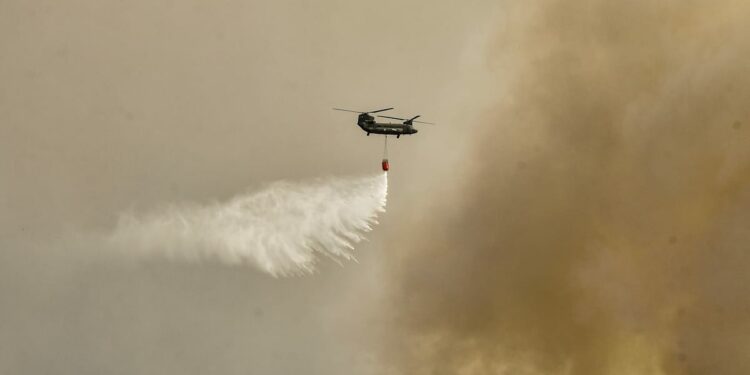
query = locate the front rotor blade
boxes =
[414,120,436,125]
[369,107,394,114]
[333,108,366,113]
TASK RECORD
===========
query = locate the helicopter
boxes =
[333,107,434,138]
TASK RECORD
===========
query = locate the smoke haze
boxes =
[386,1,750,374]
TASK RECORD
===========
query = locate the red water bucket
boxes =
[382,159,390,171]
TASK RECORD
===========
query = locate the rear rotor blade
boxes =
[379,114,435,125]
[378,115,408,121]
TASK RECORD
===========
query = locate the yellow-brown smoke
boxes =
[385,1,750,374]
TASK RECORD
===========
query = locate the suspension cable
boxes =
[383,135,388,158]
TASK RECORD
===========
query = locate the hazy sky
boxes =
[1,1,495,374]
[3,1,750,374]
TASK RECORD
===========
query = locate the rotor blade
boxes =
[409,115,421,122]
[333,108,366,113]
[377,115,407,121]
[379,114,435,124]
[369,107,394,114]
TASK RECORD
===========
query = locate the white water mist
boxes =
[109,173,388,277]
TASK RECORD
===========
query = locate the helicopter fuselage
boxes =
[357,114,418,136]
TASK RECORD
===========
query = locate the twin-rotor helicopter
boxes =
[333,107,434,138]
[334,107,434,171]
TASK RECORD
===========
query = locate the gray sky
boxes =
[0,1,495,374]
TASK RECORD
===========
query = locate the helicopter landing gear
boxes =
[367,133,370,136]
[397,134,400,139]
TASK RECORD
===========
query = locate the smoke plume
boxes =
[386,1,750,374]
[110,173,387,277]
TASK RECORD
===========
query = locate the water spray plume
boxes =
[109,173,388,277]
